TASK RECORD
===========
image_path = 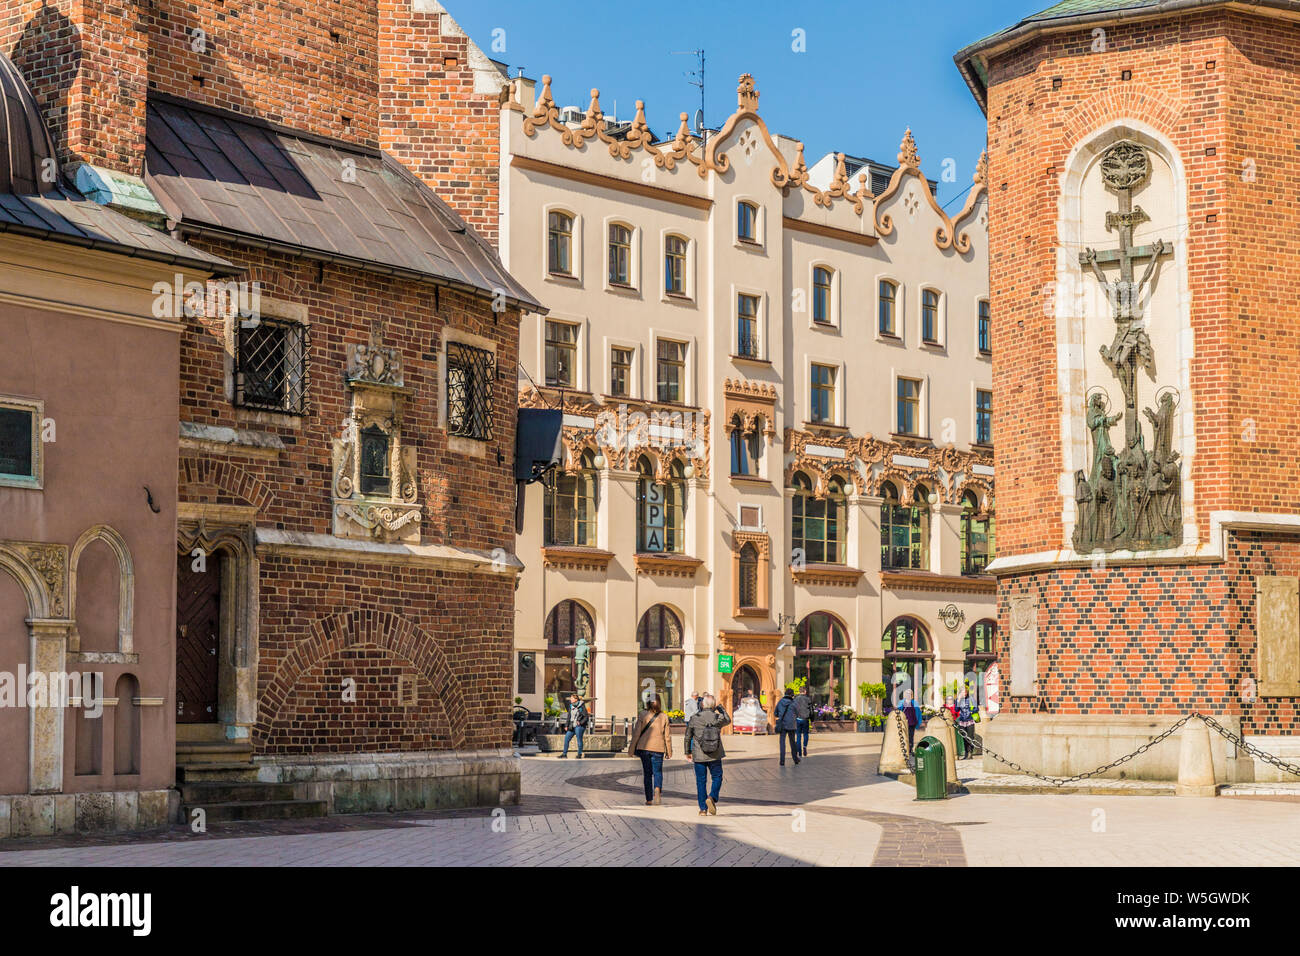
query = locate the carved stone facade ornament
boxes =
[1072,140,1181,554]
[16,542,68,618]
[333,330,421,543]
[784,428,994,508]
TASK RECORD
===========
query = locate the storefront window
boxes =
[882,616,932,710]
[794,612,850,708]
[964,618,997,708]
[636,604,682,712]
[544,600,594,705]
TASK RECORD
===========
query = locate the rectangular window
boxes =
[978,299,991,354]
[608,223,632,286]
[656,339,687,403]
[813,267,833,324]
[235,317,309,414]
[976,389,993,445]
[548,211,573,275]
[921,289,940,344]
[810,364,836,424]
[879,281,897,336]
[544,321,577,388]
[737,293,760,358]
[610,347,633,397]
[896,377,922,436]
[664,236,687,295]
[737,201,758,243]
[0,402,38,484]
[447,341,495,441]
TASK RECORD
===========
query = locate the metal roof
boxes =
[144,96,541,310]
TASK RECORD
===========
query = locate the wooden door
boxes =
[176,550,222,723]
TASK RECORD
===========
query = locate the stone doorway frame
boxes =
[717,629,780,734]
[177,505,258,740]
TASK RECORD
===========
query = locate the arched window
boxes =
[738,543,759,608]
[547,211,574,275]
[964,619,997,708]
[737,201,759,242]
[880,482,929,571]
[637,604,683,712]
[545,450,598,547]
[794,612,850,708]
[960,491,994,574]
[791,472,845,565]
[608,222,632,286]
[544,600,595,703]
[664,235,687,295]
[637,456,685,553]
[813,266,834,324]
[882,617,932,710]
[878,279,898,336]
[114,674,141,775]
[729,415,760,477]
[921,288,941,343]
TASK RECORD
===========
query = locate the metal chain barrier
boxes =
[893,710,914,772]
[904,709,1300,787]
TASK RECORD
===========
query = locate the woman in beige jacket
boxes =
[628,696,672,805]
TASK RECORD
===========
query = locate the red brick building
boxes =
[3,0,539,816]
[956,0,1300,774]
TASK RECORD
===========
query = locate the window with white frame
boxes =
[545,321,578,388]
[548,211,575,276]
[921,289,941,345]
[608,223,633,287]
[810,363,837,424]
[664,235,688,296]
[813,266,834,325]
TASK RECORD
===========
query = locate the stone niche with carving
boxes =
[332,337,421,543]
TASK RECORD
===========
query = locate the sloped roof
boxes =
[144,95,540,310]
[0,52,232,273]
[954,0,1300,111]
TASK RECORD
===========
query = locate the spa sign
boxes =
[717,654,734,675]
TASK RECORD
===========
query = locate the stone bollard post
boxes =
[1176,717,1219,797]
[922,716,960,786]
[878,710,909,774]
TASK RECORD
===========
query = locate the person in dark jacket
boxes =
[956,690,976,758]
[559,693,589,758]
[773,688,802,766]
[792,685,812,757]
[684,693,730,815]
[899,687,921,753]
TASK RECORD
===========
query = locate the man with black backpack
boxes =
[684,693,730,815]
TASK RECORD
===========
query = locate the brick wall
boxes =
[997,531,1300,734]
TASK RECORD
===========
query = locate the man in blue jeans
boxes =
[558,693,589,758]
[792,685,812,758]
[684,693,730,815]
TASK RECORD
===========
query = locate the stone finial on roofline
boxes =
[898,128,921,169]
[737,73,759,111]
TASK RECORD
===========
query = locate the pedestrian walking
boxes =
[558,692,589,758]
[792,683,812,757]
[683,690,700,722]
[684,693,729,815]
[628,695,672,804]
[899,687,921,753]
[773,688,801,766]
[956,689,977,758]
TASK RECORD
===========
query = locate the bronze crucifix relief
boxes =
[1072,141,1182,555]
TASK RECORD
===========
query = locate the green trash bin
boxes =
[913,735,947,800]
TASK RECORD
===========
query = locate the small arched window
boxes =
[544,599,594,647]
[729,415,761,477]
[738,543,759,609]
[921,288,941,344]
[664,235,688,295]
[548,211,574,275]
[737,201,759,243]
[791,472,846,565]
[813,267,834,324]
[608,223,632,286]
[545,450,598,547]
[878,280,898,336]
[637,604,683,650]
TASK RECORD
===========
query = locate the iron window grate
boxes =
[235,317,309,415]
[447,341,495,441]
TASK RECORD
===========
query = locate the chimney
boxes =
[3,0,149,179]
[378,0,508,248]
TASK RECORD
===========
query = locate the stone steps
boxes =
[185,799,329,823]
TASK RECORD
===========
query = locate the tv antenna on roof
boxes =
[671,48,706,145]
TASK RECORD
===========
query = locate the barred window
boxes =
[235,317,309,414]
[447,341,495,441]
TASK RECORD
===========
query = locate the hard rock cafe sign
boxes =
[938,604,966,632]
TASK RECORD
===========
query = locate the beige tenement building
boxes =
[501,74,997,727]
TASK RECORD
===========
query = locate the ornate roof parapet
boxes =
[949,149,990,251]
[872,127,983,252]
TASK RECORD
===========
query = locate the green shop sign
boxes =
[717,654,734,675]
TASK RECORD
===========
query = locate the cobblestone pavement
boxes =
[0,735,1297,866]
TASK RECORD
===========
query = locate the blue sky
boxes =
[452,0,1044,206]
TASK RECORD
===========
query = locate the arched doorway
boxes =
[635,604,683,712]
[731,664,760,714]
[882,616,933,710]
[544,599,595,704]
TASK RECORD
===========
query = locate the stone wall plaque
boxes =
[1257,575,1300,697]
[1009,595,1038,696]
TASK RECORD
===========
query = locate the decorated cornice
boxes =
[633,553,704,578]
[784,428,994,508]
[880,570,997,595]
[541,546,616,572]
[723,378,778,404]
[873,129,982,253]
[518,386,711,481]
[791,563,865,588]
